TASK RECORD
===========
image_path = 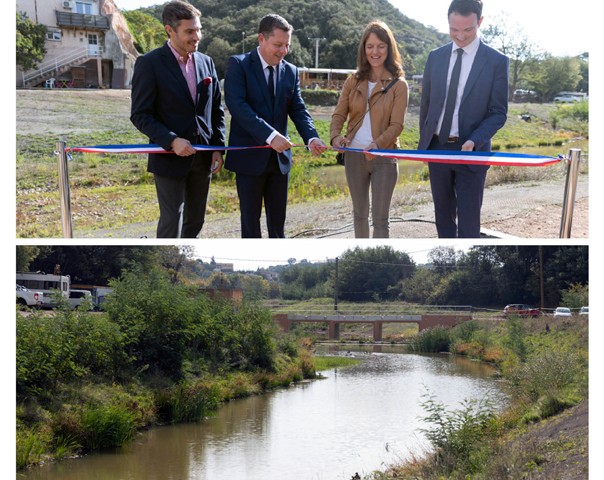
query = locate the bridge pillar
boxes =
[328,321,340,340]
[273,314,292,332]
[373,321,383,341]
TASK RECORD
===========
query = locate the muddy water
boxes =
[20,346,506,480]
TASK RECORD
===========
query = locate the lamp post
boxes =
[308,37,325,68]
[242,31,245,54]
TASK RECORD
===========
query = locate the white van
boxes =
[68,289,93,310]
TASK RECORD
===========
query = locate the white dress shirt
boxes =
[436,35,481,137]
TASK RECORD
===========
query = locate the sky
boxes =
[114,0,591,57]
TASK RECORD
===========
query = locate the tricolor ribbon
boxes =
[66,144,562,167]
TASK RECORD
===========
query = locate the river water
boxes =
[20,345,506,480]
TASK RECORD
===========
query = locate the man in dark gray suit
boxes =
[419,0,509,238]
[131,1,225,238]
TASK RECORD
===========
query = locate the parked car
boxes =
[553,94,581,103]
[553,307,572,317]
[68,289,93,310]
[503,304,541,317]
[16,284,43,308]
[579,306,589,315]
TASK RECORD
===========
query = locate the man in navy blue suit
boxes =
[224,14,327,238]
[131,1,225,238]
[419,0,509,238]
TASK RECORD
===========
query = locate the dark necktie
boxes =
[438,48,464,144]
[267,66,275,106]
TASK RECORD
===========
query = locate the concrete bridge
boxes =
[274,313,472,341]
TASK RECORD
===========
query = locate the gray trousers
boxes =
[344,151,398,238]
[154,154,212,238]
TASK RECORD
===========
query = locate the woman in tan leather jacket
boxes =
[330,21,409,238]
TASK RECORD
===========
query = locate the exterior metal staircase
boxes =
[21,46,102,87]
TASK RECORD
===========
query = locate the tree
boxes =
[481,15,543,97]
[560,283,588,309]
[337,246,415,301]
[16,246,40,272]
[16,12,47,71]
[428,246,458,277]
[122,10,166,54]
[527,56,583,101]
[397,268,439,303]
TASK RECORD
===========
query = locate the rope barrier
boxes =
[66,143,563,168]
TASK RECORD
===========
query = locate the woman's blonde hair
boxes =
[356,21,404,80]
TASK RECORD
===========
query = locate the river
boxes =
[20,345,506,480]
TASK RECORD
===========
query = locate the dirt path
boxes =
[79,177,588,239]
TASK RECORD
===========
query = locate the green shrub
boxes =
[16,428,46,470]
[409,326,452,353]
[17,310,127,398]
[156,379,222,423]
[104,267,196,379]
[300,89,340,106]
[420,390,497,475]
[81,404,136,450]
[510,349,582,402]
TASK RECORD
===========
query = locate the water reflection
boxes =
[21,347,506,480]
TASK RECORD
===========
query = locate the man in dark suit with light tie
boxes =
[224,14,327,238]
[419,0,509,238]
[131,1,225,238]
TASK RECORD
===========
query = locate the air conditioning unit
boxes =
[63,1,73,8]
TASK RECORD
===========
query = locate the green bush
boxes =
[81,404,136,450]
[420,391,497,475]
[409,326,452,353]
[104,267,196,379]
[300,89,340,106]
[510,349,583,403]
[156,379,222,423]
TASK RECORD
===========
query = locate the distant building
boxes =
[201,287,243,303]
[213,263,234,273]
[17,0,139,88]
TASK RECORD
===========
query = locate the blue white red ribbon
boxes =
[347,147,562,167]
[66,144,562,167]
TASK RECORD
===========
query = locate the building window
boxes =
[46,30,62,41]
[75,2,93,14]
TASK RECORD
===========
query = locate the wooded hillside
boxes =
[129,0,448,75]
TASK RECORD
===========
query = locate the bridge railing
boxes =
[267,303,473,317]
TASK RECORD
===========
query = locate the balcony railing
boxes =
[56,11,109,30]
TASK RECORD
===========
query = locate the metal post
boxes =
[56,140,73,238]
[308,38,325,69]
[559,148,581,238]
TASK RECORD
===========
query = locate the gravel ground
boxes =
[79,176,588,239]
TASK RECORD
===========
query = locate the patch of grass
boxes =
[312,355,360,371]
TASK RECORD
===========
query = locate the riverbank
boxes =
[368,315,589,480]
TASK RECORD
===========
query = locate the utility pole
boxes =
[308,37,325,68]
[334,257,339,312]
[539,246,545,309]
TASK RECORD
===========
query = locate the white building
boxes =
[16,0,139,88]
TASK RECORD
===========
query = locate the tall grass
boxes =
[408,326,452,353]
[81,404,137,450]
[155,380,222,423]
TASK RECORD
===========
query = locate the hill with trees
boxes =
[123,0,449,76]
